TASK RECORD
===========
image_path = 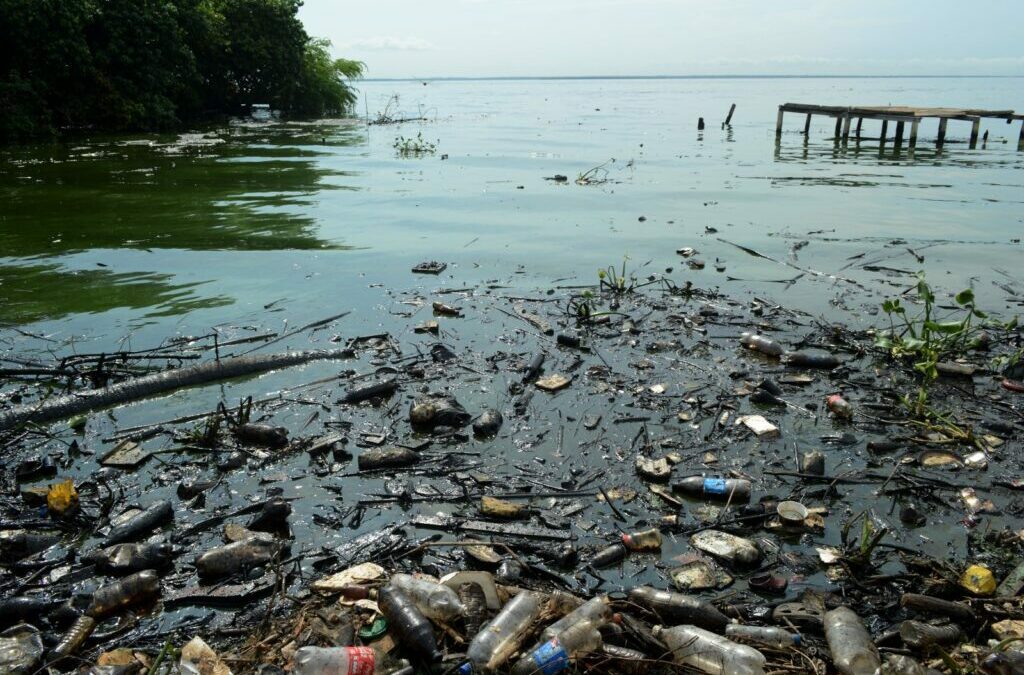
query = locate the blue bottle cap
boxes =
[459,663,473,675]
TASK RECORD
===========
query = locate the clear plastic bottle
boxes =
[725,624,801,648]
[292,646,407,675]
[621,528,662,551]
[389,573,466,622]
[628,587,728,632]
[466,590,543,671]
[673,477,752,501]
[510,619,603,675]
[824,607,880,675]
[653,625,766,675]
[739,333,784,357]
[541,595,612,641]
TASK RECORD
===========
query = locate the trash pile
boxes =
[1,258,1024,674]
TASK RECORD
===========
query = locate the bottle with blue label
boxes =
[510,619,603,675]
[673,476,751,501]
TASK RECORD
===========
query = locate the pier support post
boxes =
[841,114,852,143]
[855,117,863,140]
[833,116,842,140]
[724,103,736,126]
[880,120,888,145]
[937,118,948,146]
[909,118,919,149]
[894,120,905,147]
[775,108,784,138]
[1018,120,1024,150]
[804,113,812,136]
[969,118,980,148]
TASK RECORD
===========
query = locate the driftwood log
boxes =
[0,349,352,432]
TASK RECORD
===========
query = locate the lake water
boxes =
[2,77,1022,340]
[2,78,1024,635]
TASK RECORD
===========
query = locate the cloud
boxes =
[344,36,437,51]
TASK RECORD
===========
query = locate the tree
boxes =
[0,0,364,141]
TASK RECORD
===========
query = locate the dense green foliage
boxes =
[0,0,363,140]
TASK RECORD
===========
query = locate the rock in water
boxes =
[473,409,503,436]
[410,394,471,430]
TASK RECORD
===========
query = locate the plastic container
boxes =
[541,595,612,641]
[776,501,809,526]
[673,477,752,501]
[653,624,766,675]
[590,543,627,568]
[739,333,784,357]
[377,585,442,663]
[628,587,728,632]
[467,591,543,671]
[824,606,881,675]
[510,619,603,675]
[87,569,160,617]
[457,582,489,639]
[292,646,407,675]
[826,394,853,419]
[621,528,662,551]
[725,624,801,648]
[389,573,466,622]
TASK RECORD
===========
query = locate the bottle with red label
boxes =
[620,527,662,551]
[292,646,409,675]
[826,394,853,420]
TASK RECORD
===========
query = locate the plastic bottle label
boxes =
[704,478,727,494]
[346,647,376,675]
[532,639,569,675]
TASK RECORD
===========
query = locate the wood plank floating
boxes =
[775,103,1024,150]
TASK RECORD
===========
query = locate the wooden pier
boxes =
[775,103,1024,149]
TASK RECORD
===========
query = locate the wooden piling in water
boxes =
[775,103,1022,150]
[724,103,736,126]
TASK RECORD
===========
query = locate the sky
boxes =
[298,0,1024,79]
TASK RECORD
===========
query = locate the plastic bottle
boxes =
[87,542,173,575]
[590,543,627,568]
[739,333,784,357]
[389,573,466,622]
[466,590,543,671]
[725,624,801,648]
[458,582,489,639]
[673,477,752,501]
[541,595,612,641]
[292,646,408,675]
[824,606,881,675]
[510,619,603,675]
[826,394,853,419]
[621,528,662,551]
[627,587,729,632]
[653,624,766,675]
[377,585,442,663]
[195,536,278,578]
[87,569,161,617]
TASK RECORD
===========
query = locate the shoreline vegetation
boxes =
[0,0,364,142]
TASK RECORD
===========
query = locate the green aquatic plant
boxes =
[393,132,437,157]
[598,256,636,295]
[876,272,1016,445]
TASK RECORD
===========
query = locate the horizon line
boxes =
[362,73,1023,82]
